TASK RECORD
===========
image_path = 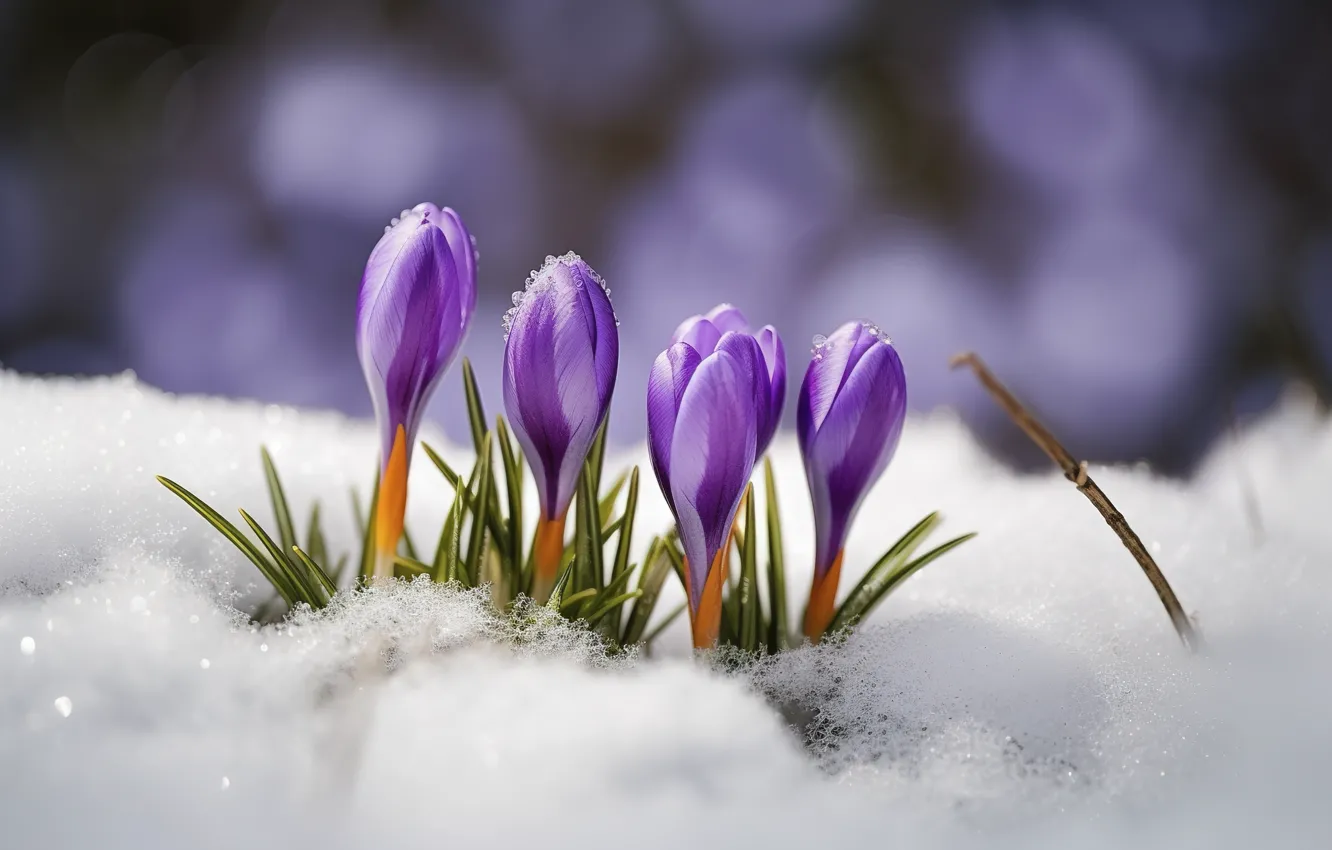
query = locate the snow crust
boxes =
[2,370,1330,848]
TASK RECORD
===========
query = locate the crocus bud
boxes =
[798,320,907,642]
[647,331,765,648]
[503,252,618,603]
[670,304,786,459]
[357,203,477,581]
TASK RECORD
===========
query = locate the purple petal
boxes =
[671,316,723,357]
[435,206,478,328]
[646,342,703,515]
[669,338,760,611]
[357,215,464,464]
[799,330,906,575]
[503,253,618,519]
[755,324,787,456]
[705,303,750,334]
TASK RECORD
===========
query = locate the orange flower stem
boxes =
[531,510,569,604]
[372,424,410,583]
[802,550,844,644]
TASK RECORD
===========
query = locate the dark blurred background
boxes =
[1,0,1329,471]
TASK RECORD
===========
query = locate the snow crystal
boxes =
[1,368,1330,848]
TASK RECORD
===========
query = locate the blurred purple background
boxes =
[1,0,1329,472]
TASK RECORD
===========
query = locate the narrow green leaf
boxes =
[600,514,625,544]
[574,463,604,592]
[559,588,598,611]
[764,458,789,652]
[240,509,321,606]
[544,553,577,611]
[597,469,628,528]
[351,486,367,535]
[392,554,433,578]
[463,433,494,587]
[830,512,941,627]
[587,415,609,499]
[584,590,643,627]
[642,602,686,650]
[604,467,639,636]
[260,447,299,564]
[828,513,968,635]
[157,476,297,606]
[291,545,338,599]
[422,442,462,489]
[739,483,759,652]
[461,357,488,455]
[305,502,328,570]
[622,539,670,646]
[662,538,686,591]
[357,469,381,585]
[496,416,524,580]
[423,441,511,562]
[432,484,465,582]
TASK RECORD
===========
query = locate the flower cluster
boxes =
[160,203,972,653]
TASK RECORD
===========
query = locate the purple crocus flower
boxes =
[356,203,477,581]
[647,331,765,648]
[798,320,907,642]
[502,252,618,602]
[670,304,786,459]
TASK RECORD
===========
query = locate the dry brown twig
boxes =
[950,352,1201,652]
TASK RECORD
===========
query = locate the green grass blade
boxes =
[597,468,628,528]
[357,469,381,585]
[763,458,789,652]
[829,516,971,634]
[463,433,494,587]
[239,509,319,606]
[739,483,759,651]
[291,545,337,600]
[574,463,605,592]
[432,484,465,582]
[260,447,298,564]
[305,502,328,570]
[461,357,488,455]
[544,553,578,611]
[662,538,686,591]
[584,590,643,627]
[587,415,609,499]
[622,539,670,646]
[422,441,510,562]
[605,467,638,636]
[156,476,298,606]
[831,512,941,628]
[392,554,433,578]
[559,588,598,612]
[496,416,524,579]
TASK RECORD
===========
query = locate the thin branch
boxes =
[950,352,1200,652]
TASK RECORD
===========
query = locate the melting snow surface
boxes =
[2,370,1330,848]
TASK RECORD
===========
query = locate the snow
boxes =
[2,369,1330,848]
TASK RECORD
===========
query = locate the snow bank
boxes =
[2,370,1329,848]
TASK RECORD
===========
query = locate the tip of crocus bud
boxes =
[502,251,618,340]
